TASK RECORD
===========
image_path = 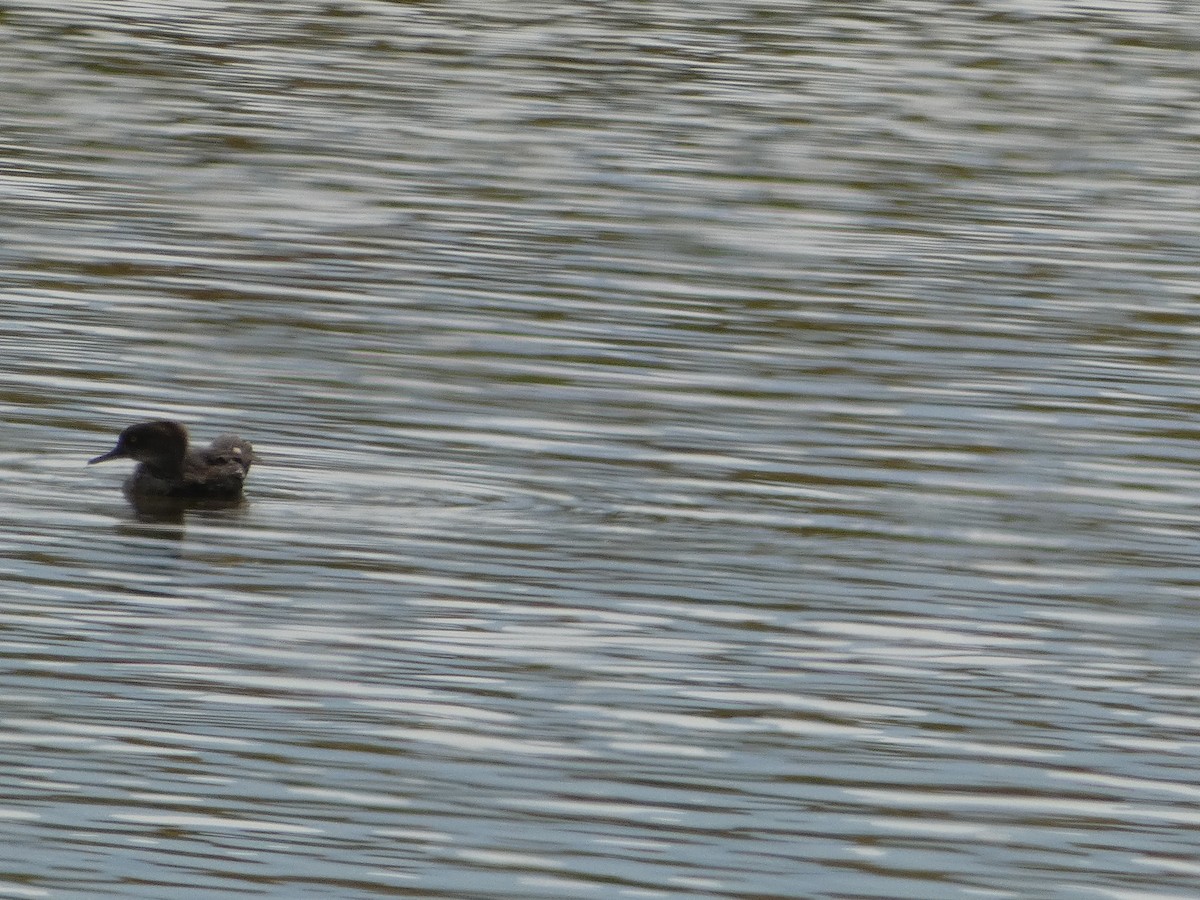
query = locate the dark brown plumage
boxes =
[89,420,254,498]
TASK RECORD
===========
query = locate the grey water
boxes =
[3,2,1200,897]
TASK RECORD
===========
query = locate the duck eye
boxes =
[127,435,139,445]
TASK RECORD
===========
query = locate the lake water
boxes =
[3,2,1200,897]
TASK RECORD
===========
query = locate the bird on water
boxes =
[88,420,255,498]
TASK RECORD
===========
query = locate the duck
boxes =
[89,420,254,498]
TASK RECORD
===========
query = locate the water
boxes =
[3,2,1200,897]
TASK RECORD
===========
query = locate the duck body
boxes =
[89,421,254,498]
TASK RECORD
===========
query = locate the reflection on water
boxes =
[3,1,1200,897]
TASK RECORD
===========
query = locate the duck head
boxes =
[89,420,189,471]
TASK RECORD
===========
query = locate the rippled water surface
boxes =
[4,2,1200,897]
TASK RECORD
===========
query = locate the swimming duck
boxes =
[89,420,254,498]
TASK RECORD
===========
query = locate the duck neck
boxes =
[143,454,185,481]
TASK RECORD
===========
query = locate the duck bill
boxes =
[88,447,125,465]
